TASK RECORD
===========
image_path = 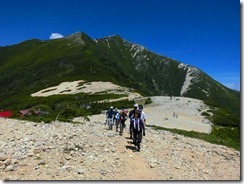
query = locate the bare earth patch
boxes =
[31,80,142,102]
[145,96,212,133]
[81,96,212,134]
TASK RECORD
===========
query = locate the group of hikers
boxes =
[105,104,146,152]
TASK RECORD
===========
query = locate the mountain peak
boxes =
[98,34,123,41]
[64,32,93,44]
[108,34,122,39]
[64,32,90,39]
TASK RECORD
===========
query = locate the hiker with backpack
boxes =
[106,106,115,130]
[139,104,146,126]
[119,108,128,135]
[113,108,118,125]
[129,104,138,139]
[114,109,120,132]
[131,110,145,152]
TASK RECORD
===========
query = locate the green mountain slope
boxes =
[0,32,240,119]
[95,34,240,116]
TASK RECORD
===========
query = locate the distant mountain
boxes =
[0,32,240,118]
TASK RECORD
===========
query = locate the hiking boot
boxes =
[137,144,140,152]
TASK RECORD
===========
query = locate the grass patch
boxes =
[10,92,133,123]
[41,88,57,93]
[60,89,72,93]
[77,81,86,87]
[201,111,211,117]
[147,125,240,151]
[145,97,152,105]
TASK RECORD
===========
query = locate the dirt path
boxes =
[115,132,161,180]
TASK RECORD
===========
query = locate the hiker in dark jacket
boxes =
[129,104,138,139]
[132,110,145,152]
[119,109,128,135]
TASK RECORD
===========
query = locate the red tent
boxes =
[0,111,13,118]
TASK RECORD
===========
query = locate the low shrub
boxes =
[147,125,240,150]
[145,97,152,105]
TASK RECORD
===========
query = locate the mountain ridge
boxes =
[0,31,240,123]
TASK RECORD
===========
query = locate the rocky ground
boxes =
[0,117,240,181]
[82,96,212,134]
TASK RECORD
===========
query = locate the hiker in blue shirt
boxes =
[106,106,115,130]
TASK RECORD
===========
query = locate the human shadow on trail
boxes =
[125,145,137,151]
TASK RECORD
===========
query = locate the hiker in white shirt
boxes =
[139,105,146,126]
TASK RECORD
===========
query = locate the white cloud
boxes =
[49,33,64,40]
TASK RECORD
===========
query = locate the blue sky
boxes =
[0,0,241,90]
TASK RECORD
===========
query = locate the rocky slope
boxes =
[83,96,212,133]
[0,118,240,180]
